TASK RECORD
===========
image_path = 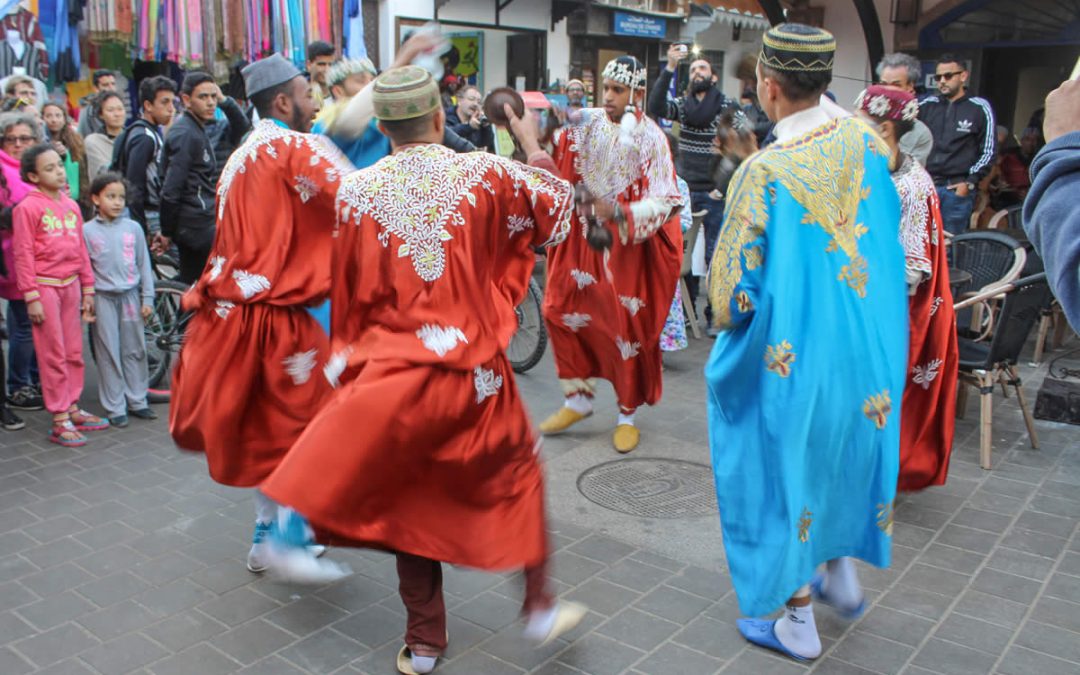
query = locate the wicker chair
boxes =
[954,273,1051,469]
[949,232,1027,341]
[985,204,1024,230]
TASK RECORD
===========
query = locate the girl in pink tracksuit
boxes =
[12,144,109,446]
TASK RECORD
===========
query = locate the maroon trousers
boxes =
[396,552,554,655]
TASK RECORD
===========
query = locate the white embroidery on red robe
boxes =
[912,358,943,390]
[562,313,591,332]
[416,324,469,357]
[323,348,352,388]
[233,269,271,299]
[507,214,535,237]
[214,300,235,319]
[619,295,646,316]
[929,296,944,316]
[616,336,641,360]
[294,175,318,203]
[283,349,318,385]
[473,366,503,404]
[570,269,596,289]
[208,256,226,282]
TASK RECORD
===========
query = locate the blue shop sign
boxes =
[612,11,666,38]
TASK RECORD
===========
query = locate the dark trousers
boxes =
[6,300,39,391]
[685,190,726,322]
[936,186,975,236]
[177,241,212,285]
[395,552,553,655]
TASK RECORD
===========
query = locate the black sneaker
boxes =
[128,407,158,420]
[8,386,43,411]
[2,407,25,431]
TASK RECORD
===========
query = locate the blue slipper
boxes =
[737,618,810,662]
[810,573,867,620]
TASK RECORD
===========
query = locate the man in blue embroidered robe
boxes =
[705,24,909,661]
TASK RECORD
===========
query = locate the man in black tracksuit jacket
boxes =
[919,54,996,235]
[160,72,219,284]
[111,75,177,236]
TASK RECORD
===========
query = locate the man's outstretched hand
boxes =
[1044,77,1080,144]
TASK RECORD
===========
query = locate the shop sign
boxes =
[612,12,666,38]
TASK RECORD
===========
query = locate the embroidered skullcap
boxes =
[601,56,646,90]
[372,65,441,121]
[855,85,919,123]
[759,23,836,73]
[566,78,585,90]
[328,58,377,87]
[242,53,303,97]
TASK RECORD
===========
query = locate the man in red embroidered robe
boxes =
[856,85,958,490]
[168,54,354,572]
[261,66,586,675]
[529,55,683,453]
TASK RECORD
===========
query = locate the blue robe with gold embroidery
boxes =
[705,117,908,617]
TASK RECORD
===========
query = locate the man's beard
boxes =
[689,78,713,95]
[291,104,308,132]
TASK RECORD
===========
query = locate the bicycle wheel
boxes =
[145,279,191,403]
[508,277,547,373]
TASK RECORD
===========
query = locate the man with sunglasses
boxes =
[918,54,996,234]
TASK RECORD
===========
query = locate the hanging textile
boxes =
[344,0,366,60]
[0,8,49,80]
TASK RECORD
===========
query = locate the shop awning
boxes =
[691,0,771,31]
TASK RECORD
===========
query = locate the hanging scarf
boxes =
[682,85,726,130]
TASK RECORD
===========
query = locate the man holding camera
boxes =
[648,44,739,328]
[445,84,494,151]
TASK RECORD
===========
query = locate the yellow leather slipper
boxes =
[613,424,640,453]
[538,407,592,434]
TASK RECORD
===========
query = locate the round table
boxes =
[948,268,973,298]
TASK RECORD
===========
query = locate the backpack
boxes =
[109,120,164,208]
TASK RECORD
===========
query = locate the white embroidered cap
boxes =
[601,56,646,90]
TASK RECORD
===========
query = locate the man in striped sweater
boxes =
[648,44,739,327]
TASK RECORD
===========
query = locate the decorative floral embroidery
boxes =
[323,348,352,388]
[283,349,318,385]
[338,145,571,282]
[208,256,226,282]
[232,269,271,299]
[416,324,468,357]
[764,340,796,377]
[893,155,933,281]
[570,269,596,289]
[615,336,640,360]
[562,313,592,332]
[912,358,943,390]
[217,120,351,218]
[507,214,535,237]
[619,295,646,316]
[473,366,503,404]
[863,390,893,429]
[214,300,235,319]
[798,507,813,543]
[736,291,754,313]
[294,175,318,203]
[876,501,894,536]
[743,246,763,271]
[929,296,944,316]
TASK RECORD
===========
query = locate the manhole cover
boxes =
[576,458,717,518]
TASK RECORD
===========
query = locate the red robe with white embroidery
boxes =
[894,155,958,490]
[540,110,683,410]
[170,120,353,487]
[262,144,573,570]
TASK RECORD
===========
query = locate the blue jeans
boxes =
[687,190,726,322]
[937,186,974,236]
[6,300,39,391]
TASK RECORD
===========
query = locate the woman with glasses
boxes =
[0,112,43,414]
[83,91,128,182]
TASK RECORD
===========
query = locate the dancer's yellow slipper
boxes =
[534,601,589,647]
[538,407,591,434]
[613,424,640,453]
[396,645,436,674]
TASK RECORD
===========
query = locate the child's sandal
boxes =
[50,420,87,447]
[69,409,110,432]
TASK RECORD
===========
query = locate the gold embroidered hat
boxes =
[372,65,441,121]
[759,23,836,73]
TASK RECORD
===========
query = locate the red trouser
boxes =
[396,552,553,655]
[29,283,85,415]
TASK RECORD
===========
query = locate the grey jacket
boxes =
[82,216,155,307]
[900,119,933,167]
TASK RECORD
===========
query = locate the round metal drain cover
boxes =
[577,458,717,518]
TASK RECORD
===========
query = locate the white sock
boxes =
[617,411,636,427]
[523,604,558,642]
[253,489,278,525]
[773,602,822,659]
[564,394,592,415]
[824,557,863,609]
[411,653,437,674]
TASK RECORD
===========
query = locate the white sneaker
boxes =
[524,600,588,646]
[247,542,270,573]
[262,544,352,585]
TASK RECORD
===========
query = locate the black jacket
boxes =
[445,107,494,152]
[918,93,996,186]
[205,97,253,186]
[160,112,216,249]
[110,118,164,233]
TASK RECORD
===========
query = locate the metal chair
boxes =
[949,232,1027,341]
[679,212,706,339]
[954,273,1051,469]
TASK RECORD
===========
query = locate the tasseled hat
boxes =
[759,23,836,73]
[372,65,442,121]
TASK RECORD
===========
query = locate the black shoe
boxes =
[8,386,43,411]
[2,407,25,431]
[128,407,158,420]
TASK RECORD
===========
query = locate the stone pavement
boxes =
[1,335,1078,675]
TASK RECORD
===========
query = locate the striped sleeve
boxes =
[968,97,997,182]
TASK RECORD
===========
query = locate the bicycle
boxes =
[508,274,548,374]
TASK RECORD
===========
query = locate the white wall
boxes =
[822,0,895,107]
